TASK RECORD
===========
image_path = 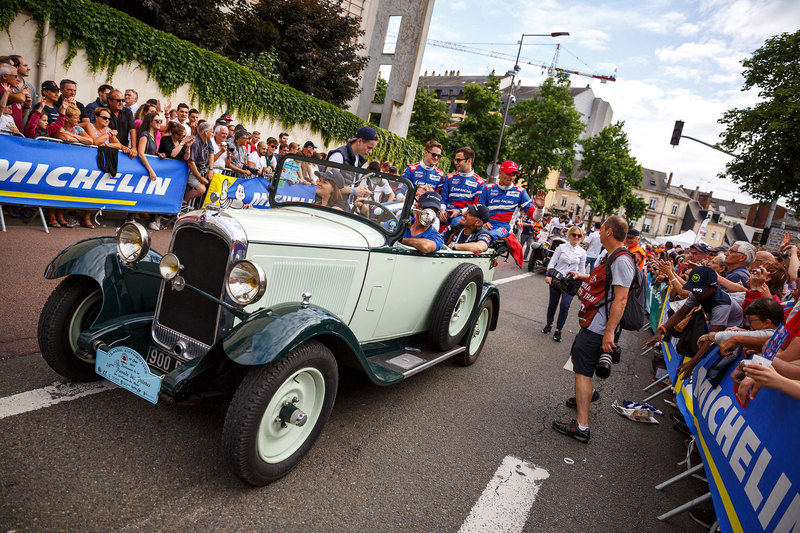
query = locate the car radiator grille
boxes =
[154,227,230,349]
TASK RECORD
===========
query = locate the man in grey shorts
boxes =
[552,215,635,443]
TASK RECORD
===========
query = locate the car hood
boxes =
[228,206,387,249]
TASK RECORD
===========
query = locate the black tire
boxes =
[455,298,494,366]
[37,276,103,382]
[222,340,338,486]
[429,264,483,351]
[527,251,537,272]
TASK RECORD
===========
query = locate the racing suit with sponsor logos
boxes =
[402,161,446,192]
[480,183,542,239]
[440,171,486,211]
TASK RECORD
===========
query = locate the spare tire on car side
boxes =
[428,263,483,351]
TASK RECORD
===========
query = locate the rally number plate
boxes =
[146,346,183,374]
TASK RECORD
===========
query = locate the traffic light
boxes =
[670,120,684,146]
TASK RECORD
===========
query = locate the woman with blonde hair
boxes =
[543,225,587,342]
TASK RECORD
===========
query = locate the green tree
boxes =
[407,85,448,146]
[718,30,800,210]
[236,50,280,83]
[507,73,584,192]
[446,75,504,171]
[232,0,368,107]
[373,74,387,104]
[622,194,647,225]
[570,122,643,220]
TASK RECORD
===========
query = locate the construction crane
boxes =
[426,39,616,83]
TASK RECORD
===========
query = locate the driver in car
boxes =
[402,191,444,254]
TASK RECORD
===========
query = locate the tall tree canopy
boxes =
[446,75,504,171]
[507,73,583,192]
[718,30,800,210]
[570,122,644,220]
[97,0,367,108]
[407,85,449,146]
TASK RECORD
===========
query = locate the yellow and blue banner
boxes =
[202,172,316,209]
[0,134,187,213]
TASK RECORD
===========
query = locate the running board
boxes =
[368,346,465,379]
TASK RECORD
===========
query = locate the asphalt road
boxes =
[0,214,707,532]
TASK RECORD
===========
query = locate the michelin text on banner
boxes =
[0,134,187,213]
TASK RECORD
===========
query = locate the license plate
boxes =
[146,346,183,374]
[95,346,161,404]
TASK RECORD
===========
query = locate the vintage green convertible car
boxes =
[37,156,500,486]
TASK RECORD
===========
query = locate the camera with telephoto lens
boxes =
[546,268,582,296]
[595,346,622,379]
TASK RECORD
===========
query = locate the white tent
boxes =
[655,230,702,248]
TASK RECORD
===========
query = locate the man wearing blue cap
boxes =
[402,191,444,254]
[643,265,744,378]
[444,204,492,254]
[327,125,379,168]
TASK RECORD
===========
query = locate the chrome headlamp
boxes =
[116,222,150,264]
[159,253,183,280]
[413,208,438,227]
[225,260,266,305]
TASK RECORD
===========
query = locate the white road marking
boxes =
[459,455,550,533]
[493,272,534,286]
[0,381,116,419]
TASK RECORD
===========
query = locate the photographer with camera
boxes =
[543,226,587,342]
[552,216,635,443]
[402,191,444,254]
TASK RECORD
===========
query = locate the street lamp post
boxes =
[488,32,569,182]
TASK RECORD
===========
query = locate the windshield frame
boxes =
[267,154,416,243]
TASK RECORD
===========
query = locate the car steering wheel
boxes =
[351,200,399,224]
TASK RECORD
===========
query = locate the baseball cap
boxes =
[417,191,442,211]
[215,118,228,126]
[690,242,711,254]
[499,160,520,174]
[467,204,490,224]
[348,126,379,143]
[41,80,58,92]
[627,228,640,237]
[219,113,232,123]
[682,266,718,295]
[303,140,317,149]
[389,166,398,173]
[315,169,345,189]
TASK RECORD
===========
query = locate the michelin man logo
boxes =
[219,180,247,209]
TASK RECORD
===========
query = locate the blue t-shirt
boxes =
[725,266,750,288]
[403,225,444,252]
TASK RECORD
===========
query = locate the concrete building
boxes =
[346,0,435,138]
[416,72,613,150]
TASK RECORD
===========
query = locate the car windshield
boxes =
[268,154,414,237]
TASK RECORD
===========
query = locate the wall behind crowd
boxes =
[2,12,321,152]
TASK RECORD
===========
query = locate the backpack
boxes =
[604,248,646,331]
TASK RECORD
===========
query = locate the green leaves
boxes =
[408,86,449,152]
[507,73,583,192]
[719,30,800,211]
[571,122,643,220]
[0,0,427,168]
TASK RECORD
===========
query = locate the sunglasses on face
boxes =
[97,115,110,120]
[427,151,442,159]
[453,158,466,163]
[111,98,124,103]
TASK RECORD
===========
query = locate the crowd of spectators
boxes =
[1,53,376,231]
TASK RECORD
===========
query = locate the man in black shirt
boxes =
[107,89,136,158]
[56,79,89,126]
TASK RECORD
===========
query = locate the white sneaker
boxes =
[148,221,160,231]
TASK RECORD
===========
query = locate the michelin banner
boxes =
[202,171,316,209]
[662,332,800,532]
[0,134,187,213]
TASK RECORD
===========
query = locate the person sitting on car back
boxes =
[402,191,444,254]
[479,160,545,241]
[444,204,492,254]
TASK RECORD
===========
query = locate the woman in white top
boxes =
[543,225,587,342]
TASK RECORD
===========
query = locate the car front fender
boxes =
[44,236,163,322]
[222,304,365,368]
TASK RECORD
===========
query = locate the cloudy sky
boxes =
[419,0,800,205]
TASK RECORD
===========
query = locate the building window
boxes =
[560,196,567,207]
[711,231,717,239]
[643,217,653,233]
[649,198,657,210]
[671,203,678,215]
[665,223,673,235]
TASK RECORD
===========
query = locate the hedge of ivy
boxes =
[0,0,450,171]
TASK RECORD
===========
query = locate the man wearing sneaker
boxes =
[553,215,635,443]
